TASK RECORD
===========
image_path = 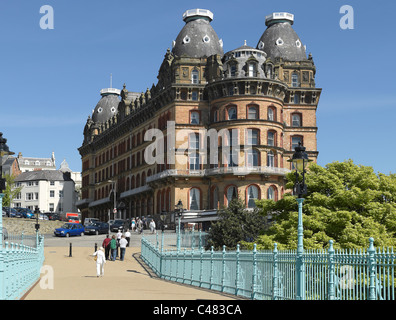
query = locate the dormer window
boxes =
[292,72,299,87]
[248,63,255,77]
[191,69,199,84]
[230,64,236,77]
[227,106,237,120]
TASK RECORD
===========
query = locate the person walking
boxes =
[131,219,136,232]
[138,218,143,234]
[116,229,123,257]
[110,235,117,261]
[149,219,156,234]
[119,235,128,261]
[125,229,131,247]
[93,247,106,277]
[102,234,111,260]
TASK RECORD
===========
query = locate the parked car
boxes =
[110,220,126,232]
[84,222,109,235]
[2,208,5,217]
[39,214,49,220]
[54,223,85,237]
[84,218,100,226]
[44,212,61,221]
[4,207,20,218]
[16,207,34,219]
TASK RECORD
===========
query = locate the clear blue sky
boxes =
[0,0,395,174]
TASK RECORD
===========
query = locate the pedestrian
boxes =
[116,229,123,257]
[93,247,106,277]
[138,218,143,234]
[149,219,156,234]
[110,235,117,261]
[131,219,136,232]
[119,235,128,261]
[102,234,111,260]
[125,229,131,247]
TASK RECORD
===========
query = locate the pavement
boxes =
[23,237,240,300]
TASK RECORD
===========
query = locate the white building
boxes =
[13,170,77,214]
[16,151,56,173]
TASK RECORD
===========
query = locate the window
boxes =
[26,193,34,201]
[191,69,199,84]
[190,111,200,124]
[292,113,302,127]
[247,185,259,208]
[291,136,303,151]
[247,106,258,119]
[189,152,200,170]
[248,63,255,77]
[189,188,200,210]
[192,91,198,101]
[49,203,54,212]
[227,106,237,120]
[268,107,275,121]
[50,190,55,198]
[59,190,63,198]
[246,149,259,167]
[294,93,300,104]
[292,73,299,87]
[189,133,200,150]
[267,186,277,200]
[267,131,275,146]
[228,148,239,167]
[226,186,238,206]
[230,64,236,77]
[247,129,259,145]
[211,186,219,209]
[267,151,275,167]
[50,181,55,186]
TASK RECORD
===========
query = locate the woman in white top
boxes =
[93,247,106,277]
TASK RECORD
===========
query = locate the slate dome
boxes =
[257,12,307,62]
[172,9,224,58]
[92,88,121,123]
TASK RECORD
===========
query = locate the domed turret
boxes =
[172,9,224,58]
[257,12,307,62]
[92,88,121,123]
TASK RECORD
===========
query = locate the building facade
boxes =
[77,10,321,227]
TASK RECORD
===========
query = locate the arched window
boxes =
[267,150,275,167]
[211,186,219,210]
[268,106,275,121]
[247,105,258,119]
[227,106,237,120]
[225,185,238,206]
[190,111,200,124]
[246,148,260,167]
[247,185,260,208]
[136,174,140,188]
[131,176,135,189]
[292,72,299,87]
[189,188,200,210]
[191,69,199,84]
[267,186,278,200]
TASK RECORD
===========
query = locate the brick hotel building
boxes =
[77,10,321,228]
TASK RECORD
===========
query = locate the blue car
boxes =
[54,223,85,237]
[16,208,34,219]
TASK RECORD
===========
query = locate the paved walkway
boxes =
[24,246,239,300]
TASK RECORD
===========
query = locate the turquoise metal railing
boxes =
[0,234,44,300]
[141,234,396,300]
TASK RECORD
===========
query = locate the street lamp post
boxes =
[287,142,312,300]
[0,133,15,249]
[175,200,183,252]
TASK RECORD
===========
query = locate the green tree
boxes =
[245,160,396,250]
[2,174,23,207]
[206,198,265,250]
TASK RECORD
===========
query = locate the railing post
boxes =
[221,245,226,292]
[199,246,204,287]
[295,198,305,300]
[159,231,164,278]
[210,246,214,289]
[368,237,377,300]
[235,244,240,296]
[251,243,257,300]
[327,240,336,300]
[272,243,278,300]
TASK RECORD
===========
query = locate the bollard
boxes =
[69,243,72,257]
[95,243,97,252]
